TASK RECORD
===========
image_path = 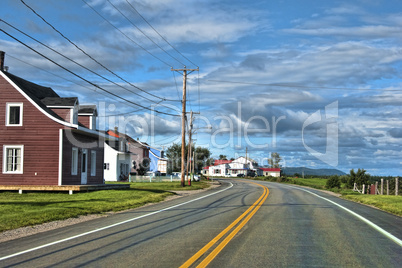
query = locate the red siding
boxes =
[0,74,104,185]
[78,116,90,129]
[61,130,104,185]
[51,108,71,123]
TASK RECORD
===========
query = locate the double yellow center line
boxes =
[180,181,269,268]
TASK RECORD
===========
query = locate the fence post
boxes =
[375,181,378,195]
[396,178,399,196]
[387,180,389,195]
[362,184,365,194]
[381,178,384,195]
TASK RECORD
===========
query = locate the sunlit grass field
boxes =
[0,181,210,232]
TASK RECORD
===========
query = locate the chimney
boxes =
[114,126,118,134]
[0,51,5,71]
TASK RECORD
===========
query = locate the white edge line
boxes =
[285,184,402,247]
[0,182,234,261]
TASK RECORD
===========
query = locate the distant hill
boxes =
[281,167,346,176]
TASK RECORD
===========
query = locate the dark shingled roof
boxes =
[78,105,97,115]
[41,97,78,107]
[2,71,71,123]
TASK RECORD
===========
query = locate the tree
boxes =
[347,168,370,188]
[326,175,341,189]
[206,157,215,167]
[165,143,211,174]
[268,152,281,168]
[194,147,212,171]
[219,155,227,160]
[137,158,151,175]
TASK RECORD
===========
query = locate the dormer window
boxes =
[6,103,23,126]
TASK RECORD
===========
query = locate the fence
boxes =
[353,177,400,195]
[129,175,185,183]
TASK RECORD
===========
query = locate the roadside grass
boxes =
[340,195,402,216]
[250,176,401,217]
[0,181,210,232]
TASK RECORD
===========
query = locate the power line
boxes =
[1,19,179,111]
[172,70,182,102]
[0,29,180,117]
[124,0,198,68]
[20,0,173,102]
[206,79,402,92]
[106,0,185,67]
[81,0,174,70]
[6,54,171,116]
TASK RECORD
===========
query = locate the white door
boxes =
[81,149,88,184]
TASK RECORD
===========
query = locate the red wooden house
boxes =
[0,52,106,185]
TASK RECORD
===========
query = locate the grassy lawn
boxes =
[0,181,210,232]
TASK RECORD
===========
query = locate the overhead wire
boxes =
[20,0,175,102]
[0,19,178,111]
[6,54,169,117]
[106,0,185,67]
[206,79,402,92]
[124,0,198,68]
[172,70,182,102]
[81,0,173,70]
[0,29,180,117]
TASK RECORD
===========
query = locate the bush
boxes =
[326,175,341,189]
[340,175,349,183]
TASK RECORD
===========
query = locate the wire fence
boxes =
[129,175,182,183]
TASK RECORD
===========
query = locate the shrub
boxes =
[340,175,349,183]
[326,175,341,189]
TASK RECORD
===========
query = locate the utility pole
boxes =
[171,66,199,187]
[186,111,194,186]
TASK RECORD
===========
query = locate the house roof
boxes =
[78,105,97,115]
[260,168,281,172]
[4,71,59,99]
[41,97,78,107]
[106,130,149,149]
[214,159,232,165]
[2,71,67,122]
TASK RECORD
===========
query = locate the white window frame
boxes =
[90,151,96,176]
[3,145,24,174]
[6,103,23,126]
[71,147,78,175]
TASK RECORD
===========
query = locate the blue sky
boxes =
[1,0,401,175]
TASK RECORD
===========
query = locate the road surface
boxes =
[0,179,401,267]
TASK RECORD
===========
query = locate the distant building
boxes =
[260,168,281,177]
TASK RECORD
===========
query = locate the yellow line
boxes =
[197,184,269,267]
[180,181,269,268]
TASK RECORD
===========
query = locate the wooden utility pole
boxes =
[186,111,194,186]
[171,66,199,187]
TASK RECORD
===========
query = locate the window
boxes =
[3,145,24,174]
[71,147,78,175]
[6,103,23,126]
[91,151,96,176]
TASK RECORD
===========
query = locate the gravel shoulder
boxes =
[0,181,221,243]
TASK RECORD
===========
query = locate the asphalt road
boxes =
[0,179,401,267]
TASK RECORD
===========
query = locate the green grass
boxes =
[0,181,210,232]
[341,194,402,216]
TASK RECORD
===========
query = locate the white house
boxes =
[207,156,264,177]
[209,163,230,176]
[260,168,281,177]
[103,135,131,181]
